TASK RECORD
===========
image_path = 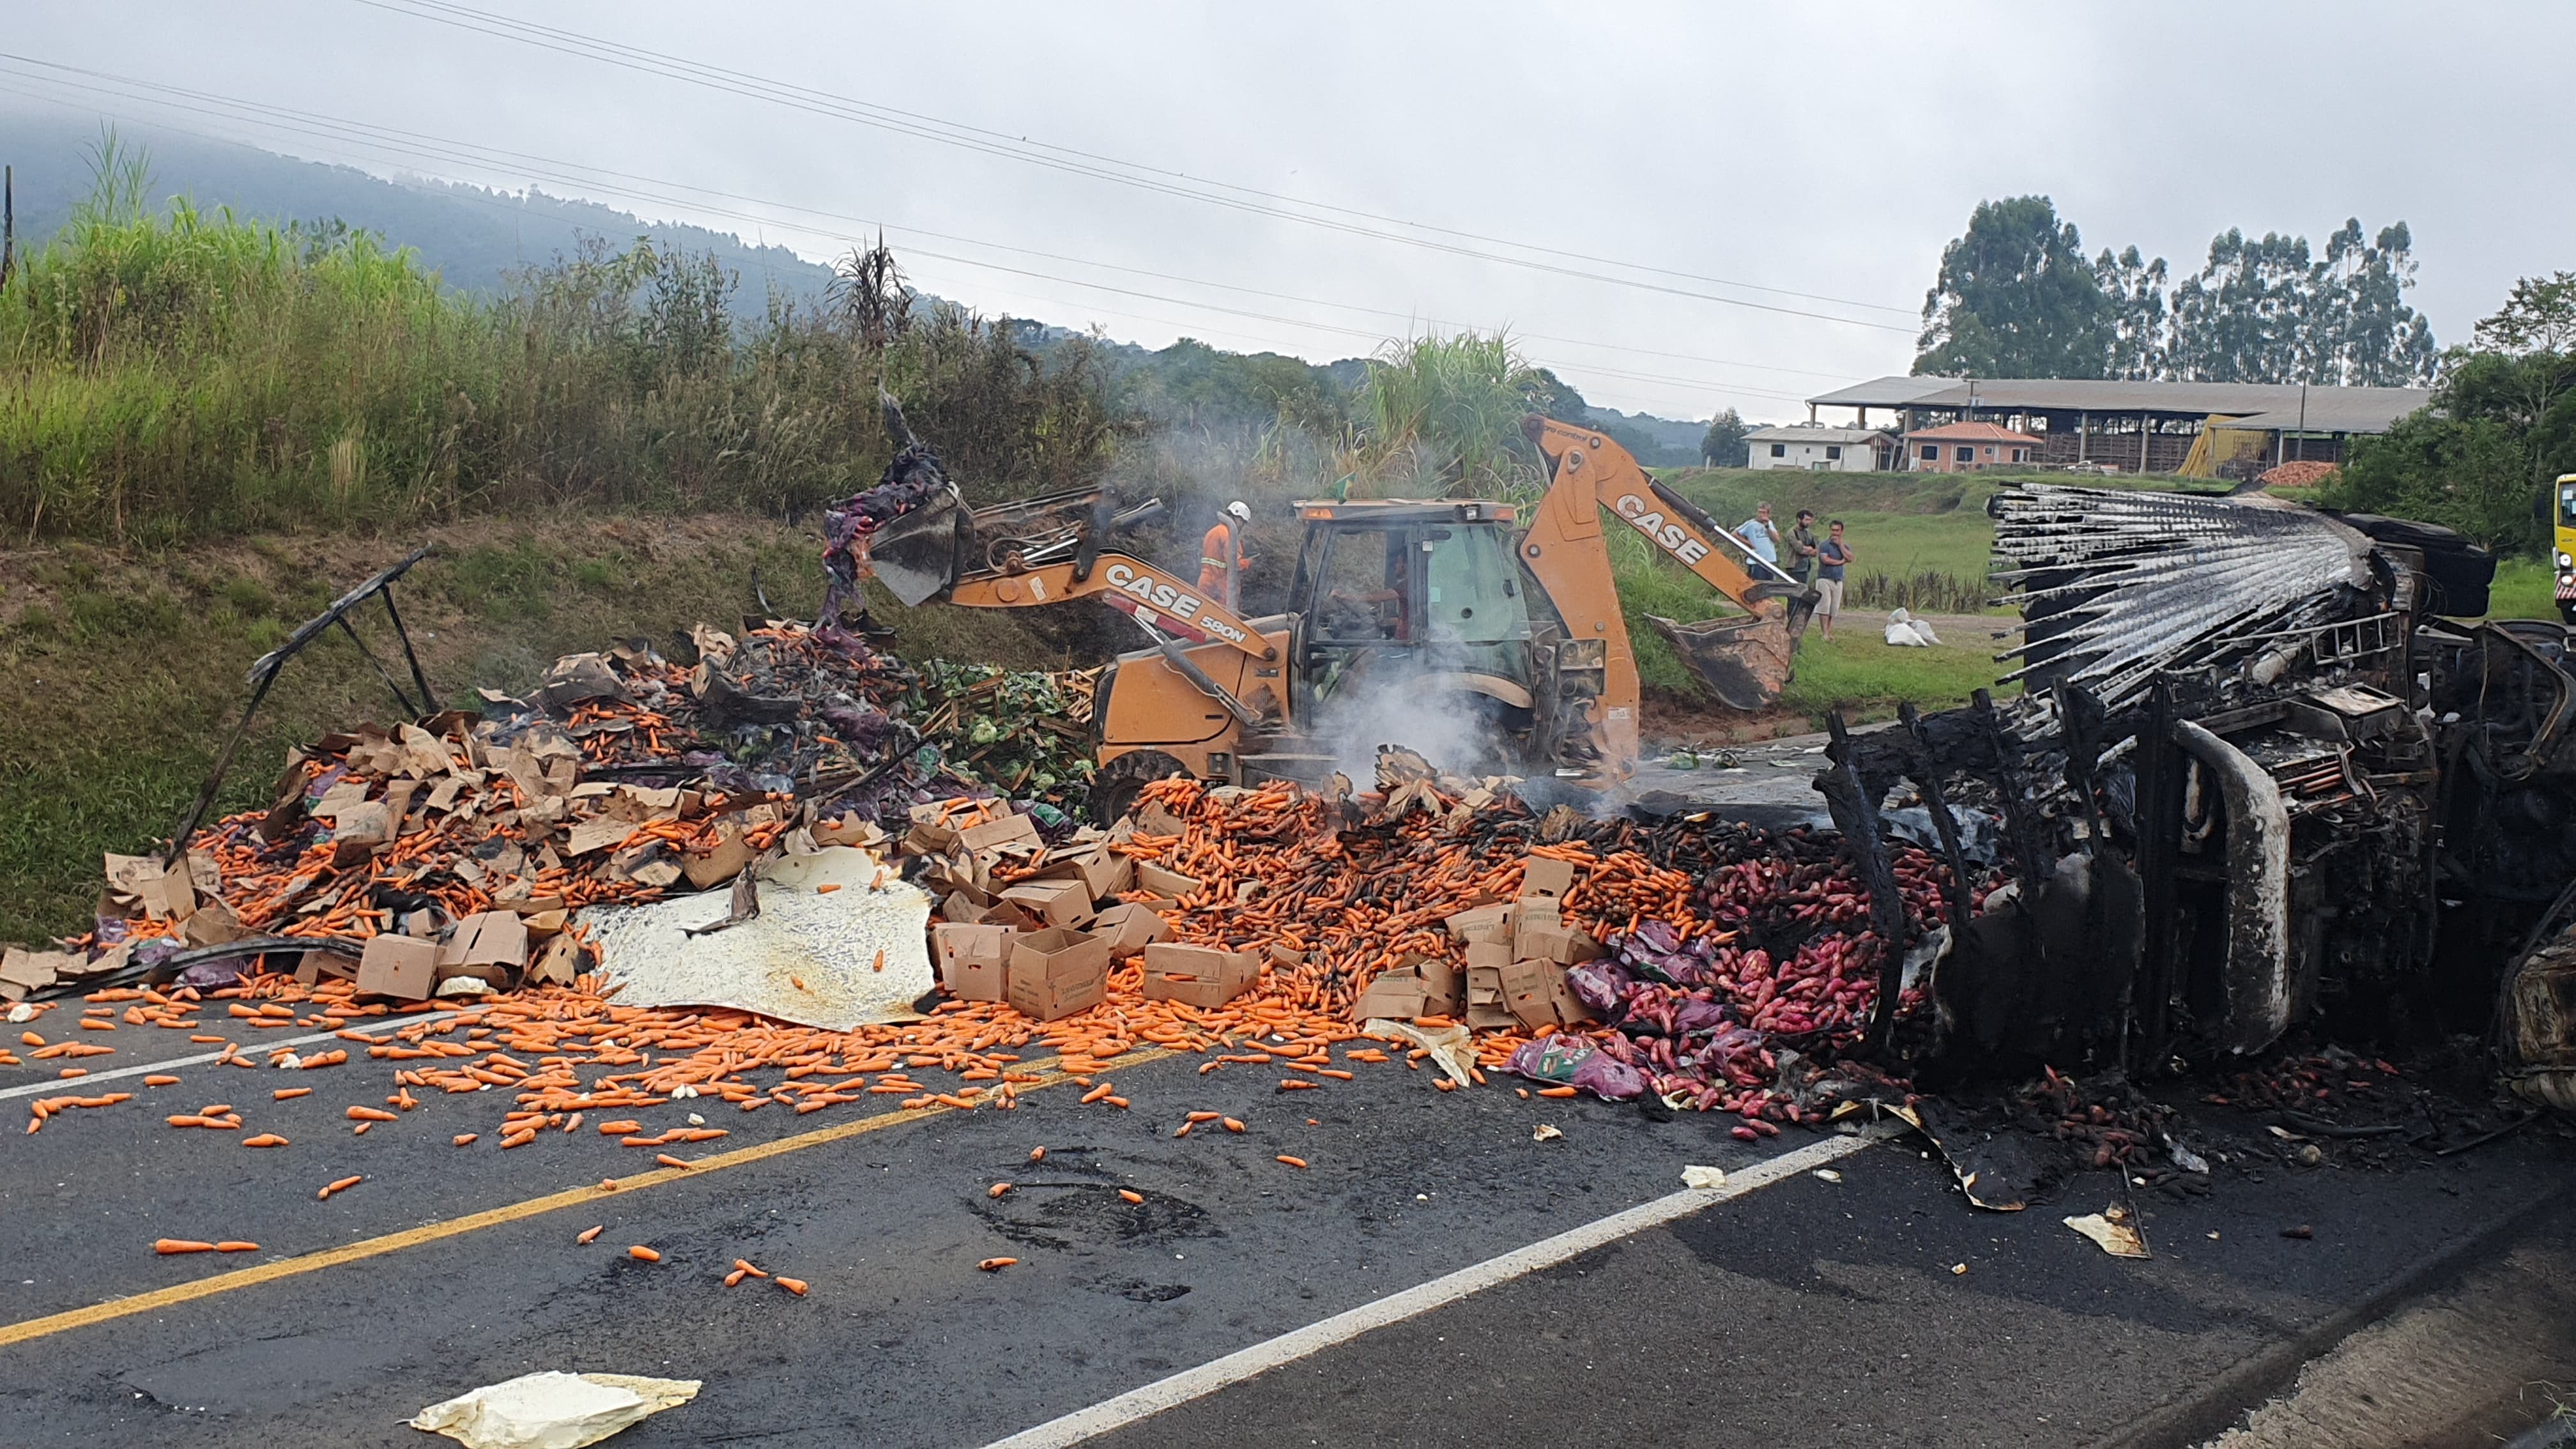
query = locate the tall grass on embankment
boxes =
[0,150,1132,545]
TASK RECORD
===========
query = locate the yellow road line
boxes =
[0,1047,1176,1351]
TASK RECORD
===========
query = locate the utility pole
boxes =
[2,165,15,292]
[2295,383,2307,464]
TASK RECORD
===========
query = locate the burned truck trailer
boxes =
[1829,486,2575,1107]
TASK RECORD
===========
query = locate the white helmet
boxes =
[1225,500,1250,523]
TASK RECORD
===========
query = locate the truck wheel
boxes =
[1087,749,1190,825]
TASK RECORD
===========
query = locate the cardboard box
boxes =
[1548,970,1600,1027]
[441,911,530,972]
[1136,862,1204,900]
[1142,942,1261,1008]
[1516,919,1603,965]
[813,814,886,850]
[1520,855,1579,901]
[684,825,753,889]
[1445,902,1512,945]
[1006,927,1108,1020]
[998,878,1094,930]
[1038,847,1133,902]
[933,923,1015,1002]
[1499,958,1563,1032]
[1089,901,1174,958]
[1464,939,1514,970]
[1416,955,1464,1014]
[976,898,1043,933]
[1350,973,1430,1022]
[956,809,1041,853]
[905,802,963,853]
[528,933,583,986]
[356,934,438,1000]
[1512,902,1564,961]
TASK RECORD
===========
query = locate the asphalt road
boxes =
[1,1013,2569,1448]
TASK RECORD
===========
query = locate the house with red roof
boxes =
[1903,420,2036,473]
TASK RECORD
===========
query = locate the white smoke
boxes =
[1311,666,1512,786]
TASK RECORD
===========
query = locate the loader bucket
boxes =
[1647,595,1811,711]
[864,484,970,607]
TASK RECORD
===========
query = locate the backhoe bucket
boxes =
[864,484,970,607]
[1647,595,1812,711]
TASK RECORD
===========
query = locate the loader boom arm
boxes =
[1526,416,1801,608]
[1519,416,1812,730]
[944,553,1276,662]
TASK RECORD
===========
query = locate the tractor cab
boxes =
[1282,499,1579,771]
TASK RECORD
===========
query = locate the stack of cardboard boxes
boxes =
[921,801,1262,1021]
[1351,854,1602,1031]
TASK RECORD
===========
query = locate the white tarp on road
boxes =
[580,846,933,1029]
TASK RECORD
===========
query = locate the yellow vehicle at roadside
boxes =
[2556,473,2576,624]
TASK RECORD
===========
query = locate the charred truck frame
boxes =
[1821,486,2573,1108]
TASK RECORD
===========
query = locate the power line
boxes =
[379,1,1920,317]
[344,0,1916,334]
[0,55,1843,410]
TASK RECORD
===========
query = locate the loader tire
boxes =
[1088,749,1191,826]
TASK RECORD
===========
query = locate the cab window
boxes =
[1422,526,1528,646]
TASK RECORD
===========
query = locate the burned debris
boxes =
[1823,485,2570,1117]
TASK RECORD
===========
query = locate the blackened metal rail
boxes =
[158,545,438,866]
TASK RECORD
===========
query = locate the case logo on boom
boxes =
[1613,493,1711,565]
[1105,564,1248,645]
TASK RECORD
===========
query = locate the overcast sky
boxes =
[6,1,2568,422]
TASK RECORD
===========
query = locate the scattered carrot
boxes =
[654,1153,694,1170]
[318,1175,363,1199]
[242,1133,289,1147]
[988,1182,1013,1199]
[1276,1155,1308,1169]
[1537,1085,1577,1098]
[143,1074,180,1087]
[1028,1147,1046,1162]
[154,1239,216,1255]
[776,1276,808,1296]
[1078,1083,1114,1105]
[345,1105,397,1123]
[452,1133,478,1146]
[978,1257,1018,1271]
[576,1225,604,1245]
[214,1241,259,1253]
[627,1245,662,1262]
[1222,1117,1245,1133]
[723,1268,748,1287]
[733,1259,768,1278]
[273,1087,312,1100]
[1117,1188,1144,1204]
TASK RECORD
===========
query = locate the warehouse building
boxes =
[1802,378,2432,477]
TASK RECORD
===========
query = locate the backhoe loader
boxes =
[838,406,1813,816]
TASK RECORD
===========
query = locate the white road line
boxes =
[0,1010,466,1103]
[981,1126,1892,1449]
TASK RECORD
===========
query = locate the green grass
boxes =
[2490,556,2558,620]
[0,155,1129,545]
[1779,627,2006,719]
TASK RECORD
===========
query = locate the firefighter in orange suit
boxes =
[1197,500,1253,610]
